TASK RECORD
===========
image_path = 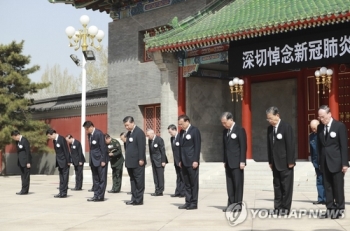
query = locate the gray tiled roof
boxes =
[31,88,107,111]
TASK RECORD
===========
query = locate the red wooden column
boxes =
[329,64,339,120]
[178,66,186,116]
[242,76,252,159]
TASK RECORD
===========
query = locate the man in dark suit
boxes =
[146,129,168,196]
[66,135,86,190]
[46,129,71,198]
[178,115,201,210]
[167,124,185,198]
[83,121,109,202]
[221,112,247,212]
[11,130,32,195]
[317,105,349,219]
[266,106,295,215]
[105,133,124,193]
[309,119,326,205]
[123,116,146,205]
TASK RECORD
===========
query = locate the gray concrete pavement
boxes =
[1,162,350,231]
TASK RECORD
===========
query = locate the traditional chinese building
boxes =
[49,0,350,163]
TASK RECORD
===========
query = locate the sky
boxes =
[0,0,111,83]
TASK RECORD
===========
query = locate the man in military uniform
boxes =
[105,133,124,193]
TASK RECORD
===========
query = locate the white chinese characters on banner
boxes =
[242,35,350,69]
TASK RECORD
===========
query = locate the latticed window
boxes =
[144,105,161,136]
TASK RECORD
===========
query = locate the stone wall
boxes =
[186,77,237,162]
[108,0,208,160]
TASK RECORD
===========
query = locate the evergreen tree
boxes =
[0,41,50,153]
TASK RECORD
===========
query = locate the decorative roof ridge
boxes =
[144,0,235,44]
[145,0,350,52]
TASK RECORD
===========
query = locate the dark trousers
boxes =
[91,163,108,199]
[151,162,165,193]
[111,160,124,192]
[323,161,345,211]
[74,164,84,189]
[315,168,326,202]
[19,165,30,193]
[272,166,294,211]
[182,166,199,207]
[174,165,185,196]
[225,166,244,205]
[58,166,70,196]
[90,165,98,191]
[127,165,145,204]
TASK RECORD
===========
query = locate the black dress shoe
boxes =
[151,193,163,196]
[108,190,118,193]
[186,205,198,210]
[170,194,180,197]
[87,197,97,202]
[313,201,325,205]
[178,204,189,209]
[60,195,67,198]
[94,197,104,202]
[319,213,329,219]
[88,189,95,192]
[125,201,134,205]
[133,201,143,206]
[127,192,132,195]
[54,194,61,198]
[16,192,28,195]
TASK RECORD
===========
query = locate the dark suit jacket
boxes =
[70,139,86,166]
[309,132,319,169]
[179,125,201,167]
[16,136,32,167]
[88,128,108,167]
[317,119,349,173]
[267,120,295,171]
[125,126,146,168]
[171,134,180,167]
[223,124,247,169]
[149,136,168,168]
[54,135,71,168]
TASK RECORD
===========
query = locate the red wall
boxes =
[44,114,107,152]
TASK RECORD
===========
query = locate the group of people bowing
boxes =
[11,105,348,217]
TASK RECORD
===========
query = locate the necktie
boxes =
[227,129,231,137]
[273,127,276,143]
[325,125,329,140]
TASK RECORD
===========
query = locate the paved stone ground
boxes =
[1,164,350,231]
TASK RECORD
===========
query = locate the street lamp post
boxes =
[65,15,104,154]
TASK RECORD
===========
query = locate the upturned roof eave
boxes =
[146,12,350,52]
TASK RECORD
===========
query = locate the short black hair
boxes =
[120,132,126,137]
[46,128,56,135]
[319,105,330,113]
[105,133,111,139]
[82,121,94,128]
[167,124,177,131]
[178,114,190,122]
[123,116,134,123]
[66,134,73,139]
[11,130,20,136]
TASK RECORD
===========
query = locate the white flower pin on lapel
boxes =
[154,144,158,148]
[108,145,113,149]
[330,132,336,138]
[186,134,191,140]
[92,140,97,145]
[129,137,133,142]
[276,134,283,140]
[231,133,237,139]
[175,142,180,146]
[18,145,23,149]
[72,145,76,149]
[56,143,60,148]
